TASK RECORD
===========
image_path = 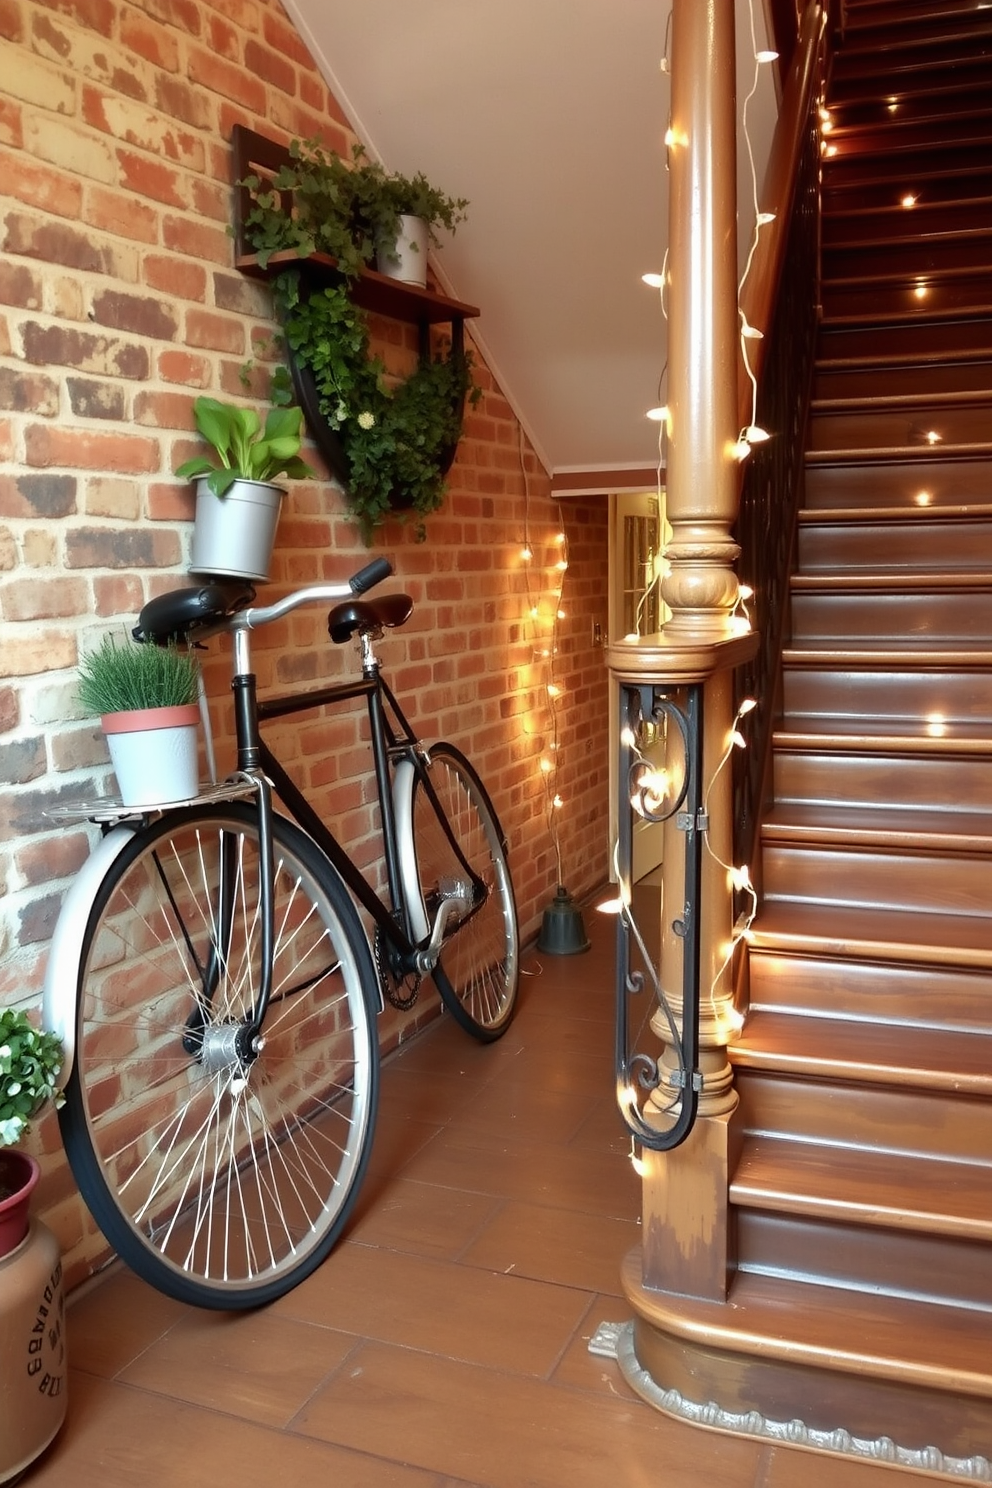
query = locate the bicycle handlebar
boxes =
[242,559,394,631]
[350,558,393,594]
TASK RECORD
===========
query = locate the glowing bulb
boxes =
[554,531,566,544]
[664,126,676,148]
[730,864,752,892]
[740,318,764,340]
[539,757,553,774]
[738,696,757,716]
[901,194,917,209]
[642,272,665,288]
[547,683,561,699]
[646,405,669,422]
[824,144,837,157]
[731,730,746,749]
[925,430,942,445]
[521,545,533,561]
[756,49,778,63]
[744,424,771,444]
[731,439,752,461]
[552,794,563,810]
[530,606,539,620]
[914,281,928,299]
[915,490,932,507]
[739,587,754,603]
[926,712,947,738]
[596,896,625,915]
[557,609,566,620]
[659,56,669,74]
[555,558,568,572]
[620,726,637,748]
[630,1148,648,1178]
[756,212,776,226]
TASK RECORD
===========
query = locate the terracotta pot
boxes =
[0,1151,38,1260]
[102,703,200,808]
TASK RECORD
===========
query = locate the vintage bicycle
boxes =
[44,558,519,1309]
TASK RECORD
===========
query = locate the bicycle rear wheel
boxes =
[401,744,519,1041]
[61,802,379,1309]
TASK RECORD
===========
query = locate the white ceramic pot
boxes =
[103,703,200,807]
[375,214,429,288]
[189,477,284,583]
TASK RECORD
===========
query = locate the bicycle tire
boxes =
[60,801,379,1309]
[399,743,519,1041]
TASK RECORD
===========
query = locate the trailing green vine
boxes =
[275,269,478,543]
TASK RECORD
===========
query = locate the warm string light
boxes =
[518,424,572,884]
[699,697,759,1000]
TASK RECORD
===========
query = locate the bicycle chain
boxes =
[373,925,422,1011]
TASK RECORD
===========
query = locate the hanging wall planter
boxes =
[375,214,430,288]
[189,475,284,583]
[231,127,480,545]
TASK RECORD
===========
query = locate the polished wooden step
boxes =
[781,658,992,725]
[790,578,992,643]
[814,356,992,403]
[822,273,992,324]
[623,1257,992,1461]
[773,742,992,814]
[804,455,992,509]
[817,317,992,372]
[797,511,992,571]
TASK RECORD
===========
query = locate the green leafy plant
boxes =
[78,636,200,717]
[240,137,468,276]
[175,366,315,498]
[277,270,479,543]
[0,1009,63,1148]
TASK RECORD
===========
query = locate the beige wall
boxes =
[0,0,612,1287]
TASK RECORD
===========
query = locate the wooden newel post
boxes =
[663,0,742,639]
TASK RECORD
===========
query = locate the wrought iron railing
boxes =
[732,60,825,881]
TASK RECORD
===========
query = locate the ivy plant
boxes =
[0,1009,63,1148]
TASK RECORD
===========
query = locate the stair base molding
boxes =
[615,1250,992,1478]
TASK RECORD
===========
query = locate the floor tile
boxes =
[293,1337,763,1488]
[347,1175,502,1260]
[118,1307,358,1427]
[459,1198,638,1296]
[28,1371,447,1488]
[271,1242,591,1378]
[67,1269,186,1379]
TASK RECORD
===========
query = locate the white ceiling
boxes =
[282,0,779,482]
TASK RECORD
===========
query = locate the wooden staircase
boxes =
[626,1,992,1472]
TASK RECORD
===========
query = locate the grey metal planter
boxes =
[189,476,285,583]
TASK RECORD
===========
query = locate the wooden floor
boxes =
[37,909,906,1488]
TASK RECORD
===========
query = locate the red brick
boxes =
[116,149,188,209]
[157,348,211,386]
[0,146,83,217]
[31,0,114,36]
[25,425,160,475]
[0,0,23,40]
[0,95,22,148]
[64,525,180,569]
[188,46,265,113]
[244,37,296,95]
[93,572,146,617]
[144,255,207,303]
[154,73,212,131]
[161,213,231,264]
[21,322,149,379]
[119,10,180,71]
[207,13,239,60]
[84,185,159,244]
[184,307,246,354]
[146,480,195,521]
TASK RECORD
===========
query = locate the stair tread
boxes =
[774,719,992,754]
[732,1009,992,1092]
[732,1136,992,1237]
[622,1256,992,1394]
[762,802,992,851]
[799,504,992,523]
[784,639,992,665]
[750,900,992,970]
[792,571,992,590]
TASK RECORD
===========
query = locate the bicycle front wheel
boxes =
[61,802,379,1309]
[402,744,519,1041]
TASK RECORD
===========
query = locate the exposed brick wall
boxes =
[0,0,611,1288]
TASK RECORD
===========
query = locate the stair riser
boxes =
[782,666,992,723]
[803,457,992,509]
[797,520,992,571]
[814,360,992,404]
[737,1211,992,1311]
[823,204,992,253]
[823,278,992,323]
[808,405,992,454]
[772,749,992,815]
[823,143,992,197]
[762,844,992,917]
[747,950,992,1033]
[790,590,992,643]
[817,319,992,368]
[735,1071,992,1164]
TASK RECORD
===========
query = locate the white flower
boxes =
[334,401,348,422]
[357,411,376,430]
[0,1117,24,1146]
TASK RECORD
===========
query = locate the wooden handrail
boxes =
[737,0,828,434]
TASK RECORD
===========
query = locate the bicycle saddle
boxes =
[134,582,257,645]
[327,593,413,645]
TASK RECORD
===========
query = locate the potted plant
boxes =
[349,152,468,288]
[0,1009,67,1483]
[78,635,202,809]
[240,136,468,288]
[175,365,315,582]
